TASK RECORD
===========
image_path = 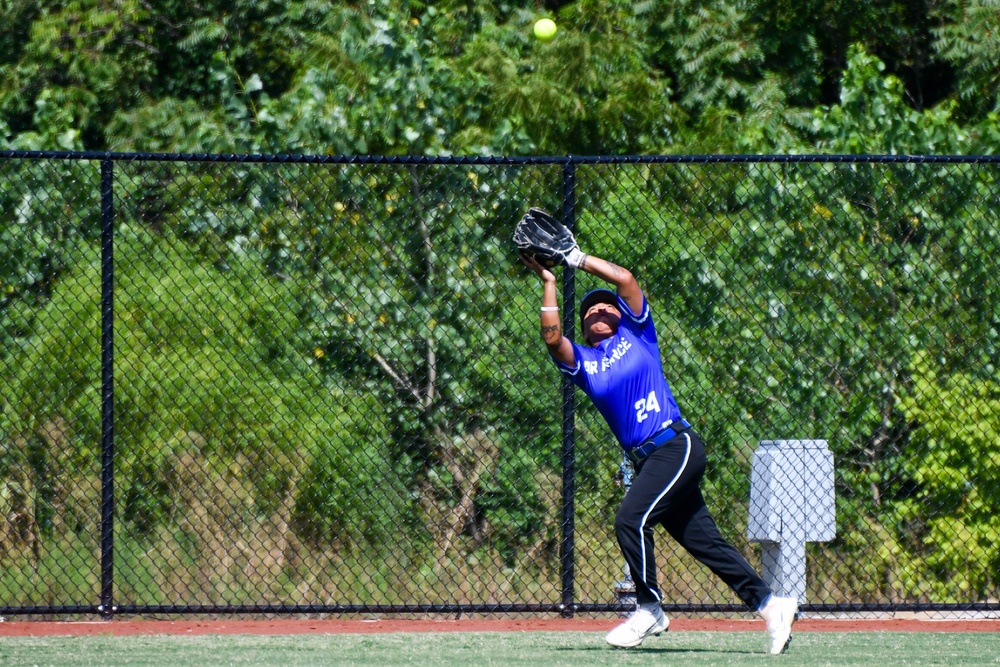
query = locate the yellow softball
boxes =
[533,18,557,42]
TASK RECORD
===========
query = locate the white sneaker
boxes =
[759,595,798,654]
[605,604,669,648]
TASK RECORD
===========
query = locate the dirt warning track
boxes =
[1,616,997,636]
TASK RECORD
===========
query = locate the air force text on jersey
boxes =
[584,337,633,374]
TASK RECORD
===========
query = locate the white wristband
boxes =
[565,248,586,269]
[540,306,559,312]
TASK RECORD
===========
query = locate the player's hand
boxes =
[520,253,557,283]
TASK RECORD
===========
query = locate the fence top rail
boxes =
[2,150,1000,165]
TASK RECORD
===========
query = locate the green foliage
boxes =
[292,433,415,549]
[933,0,1000,120]
[0,225,402,551]
[2,153,1000,604]
[454,0,678,154]
[746,0,942,109]
[561,146,1000,601]
[810,47,967,154]
[290,164,560,557]
[0,159,98,336]
[894,352,1000,598]
[3,0,1000,607]
[0,0,153,144]
[656,0,767,114]
[1,0,996,155]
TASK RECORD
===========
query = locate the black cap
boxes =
[579,288,619,338]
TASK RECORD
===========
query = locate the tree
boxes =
[933,0,1000,121]
[0,0,155,146]
[894,353,1000,598]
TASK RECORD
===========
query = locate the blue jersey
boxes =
[552,292,682,451]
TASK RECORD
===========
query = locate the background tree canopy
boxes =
[1,0,999,610]
[1,0,998,156]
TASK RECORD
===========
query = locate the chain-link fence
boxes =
[2,152,999,618]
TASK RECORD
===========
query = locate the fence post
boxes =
[99,158,116,620]
[559,159,577,617]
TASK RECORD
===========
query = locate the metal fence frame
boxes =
[2,150,1000,619]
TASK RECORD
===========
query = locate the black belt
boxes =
[625,419,691,464]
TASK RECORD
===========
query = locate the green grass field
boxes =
[2,631,999,667]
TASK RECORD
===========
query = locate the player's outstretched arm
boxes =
[578,254,644,316]
[520,254,574,366]
[511,208,641,312]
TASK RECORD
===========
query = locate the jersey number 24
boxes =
[635,390,661,423]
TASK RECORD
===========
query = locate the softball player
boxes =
[521,251,798,654]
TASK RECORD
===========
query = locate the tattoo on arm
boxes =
[541,324,560,337]
[608,263,639,305]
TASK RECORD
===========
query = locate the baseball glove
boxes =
[512,208,585,268]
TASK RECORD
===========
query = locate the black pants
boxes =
[615,429,771,610]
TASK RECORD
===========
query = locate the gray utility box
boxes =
[747,439,835,604]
